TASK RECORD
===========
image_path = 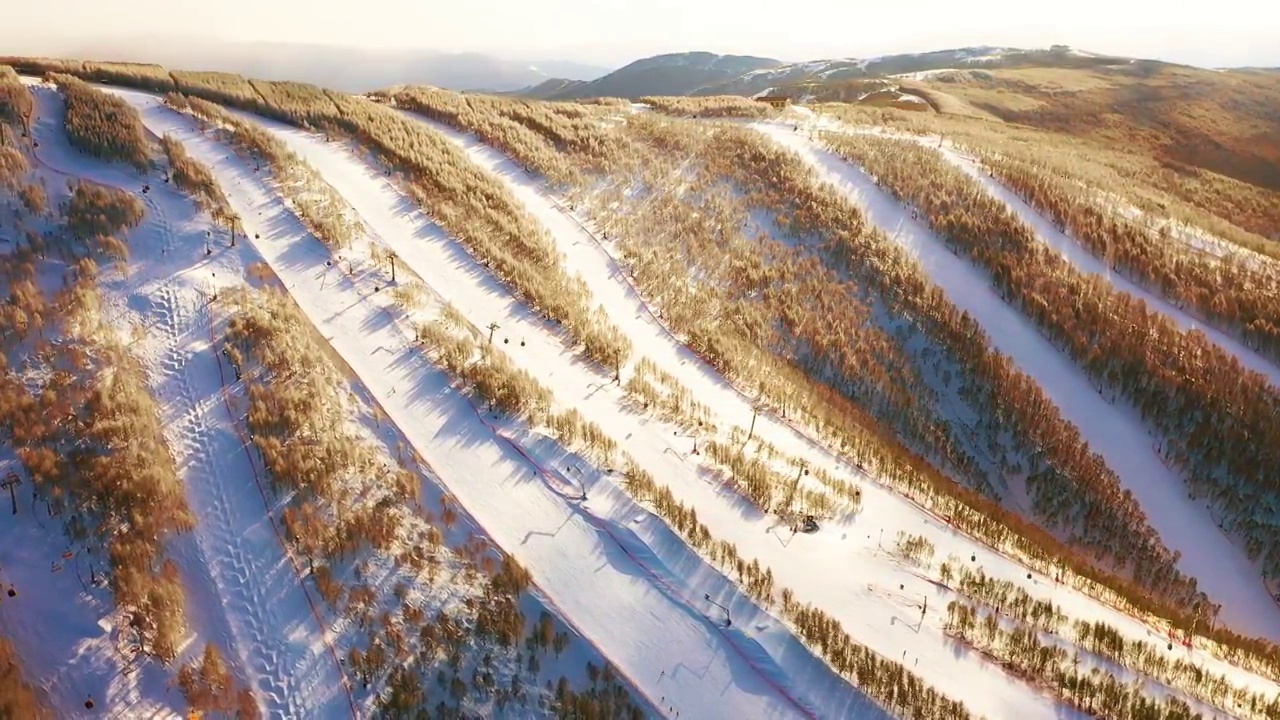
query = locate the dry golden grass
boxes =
[0,263,194,662]
[639,95,778,118]
[979,151,1280,362]
[48,73,151,171]
[159,133,243,241]
[825,131,1280,597]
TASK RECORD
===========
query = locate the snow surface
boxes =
[18,79,1269,718]
[17,79,353,718]
[230,104,1074,719]
[103,87,848,720]
[269,102,1280,712]
[751,120,1280,642]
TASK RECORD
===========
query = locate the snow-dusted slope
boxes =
[104,86,847,720]
[20,80,353,718]
[796,112,1280,390]
[222,99,1280,714]
[227,107,1073,718]
[0,453,179,718]
[751,120,1280,641]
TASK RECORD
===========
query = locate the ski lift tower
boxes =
[1,471,21,515]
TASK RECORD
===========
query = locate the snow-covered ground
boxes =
[14,76,1276,718]
[19,79,352,718]
[206,97,1280,714]
[101,86,858,720]
[236,106,1066,718]
[751,119,1280,642]
[789,110,1280,390]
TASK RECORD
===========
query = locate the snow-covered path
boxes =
[794,112,1280,389]
[106,87,849,720]
[752,121,1280,642]
[939,141,1280,389]
[227,106,1084,717]
[21,80,352,718]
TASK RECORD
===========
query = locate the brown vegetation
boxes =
[639,95,777,118]
[62,181,144,261]
[0,636,46,719]
[0,65,33,141]
[177,644,258,719]
[47,73,151,171]
[0,261,193,661]
[824,131,1280,596]
[159,133,244,241]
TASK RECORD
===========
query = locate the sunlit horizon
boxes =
[4,0,1278,69]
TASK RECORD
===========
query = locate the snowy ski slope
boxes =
[8,72,1279,718]
[752,119,1280,641]
[208,93,1280,713]
[101,86,847,720]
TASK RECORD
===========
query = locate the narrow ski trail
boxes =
[146,281,318,719]
[20,78,351,718]
[751,121,1280,641]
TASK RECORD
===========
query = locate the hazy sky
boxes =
[5,0,1278,68]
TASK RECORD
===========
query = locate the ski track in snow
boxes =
[104,87,838,720]
[751,120,1280,642]
[18,80,349,719]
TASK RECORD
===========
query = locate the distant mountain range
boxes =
[0,34,613,93]
[511,45,1146,100]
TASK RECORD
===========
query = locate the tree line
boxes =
[47,73,150,172]
[825,132,1280,592]
[982,151,1280,365]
